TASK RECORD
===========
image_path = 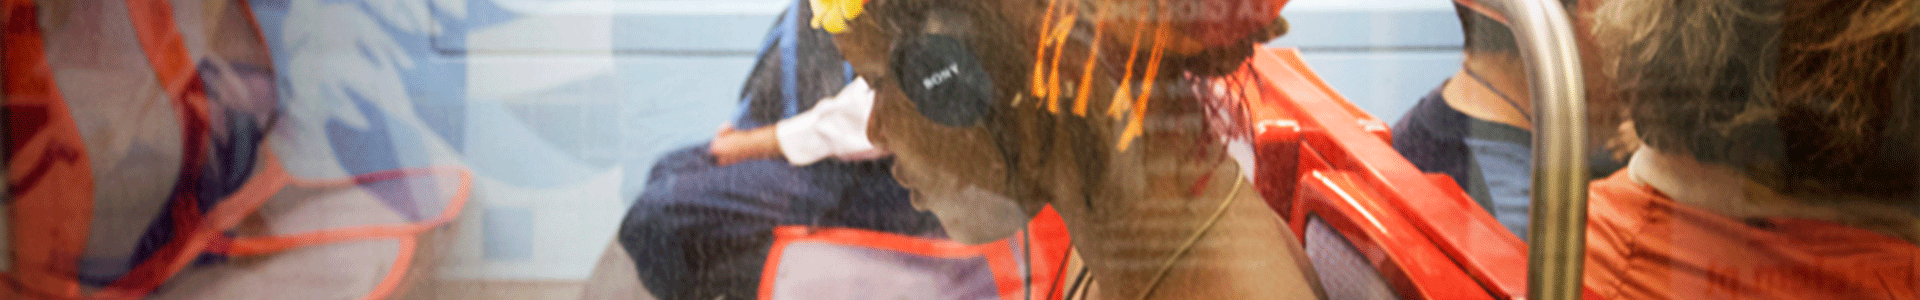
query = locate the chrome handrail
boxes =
[1469,0,1591,299]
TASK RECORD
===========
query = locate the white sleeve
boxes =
[776,78,889,165]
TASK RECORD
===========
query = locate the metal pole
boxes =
[1483,0,1590,299]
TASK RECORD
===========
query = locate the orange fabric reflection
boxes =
[1584,172,1920,299]
[2,1,472,299]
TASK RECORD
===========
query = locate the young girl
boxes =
[820,0,1323,298]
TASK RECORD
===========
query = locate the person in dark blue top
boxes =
[1390,1,1625,239]
[614,2,941,299]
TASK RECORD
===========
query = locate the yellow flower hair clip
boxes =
[809,0,867,33]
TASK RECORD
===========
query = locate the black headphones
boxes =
[888,8,996,127]
[885,8,1042,200]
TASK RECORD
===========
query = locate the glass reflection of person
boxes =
[1390,0,1629,239]
[823,0,1324,298]
[614,1,942,300]
[1582,0,1920,298]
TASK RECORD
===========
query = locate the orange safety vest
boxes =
[759,206,1074,300]
[3,1,469,299]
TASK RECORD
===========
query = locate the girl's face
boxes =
[833,3,1046,244]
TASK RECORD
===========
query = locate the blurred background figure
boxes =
[612,0,942,299]
[1389,0,1626,239]
[1582,0,1920,297]
[5,0,467,298]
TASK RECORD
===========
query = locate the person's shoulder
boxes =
[1588,171,1655,204]
[1585,171,1661,238]
[1392,87,1463,128]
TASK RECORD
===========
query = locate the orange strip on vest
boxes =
[218,167,474,256]
[1024,206,1071,300]
[979,234,1025,299]
[3,0,97,298]
[214,165,470,300]
[95,152,289,300]
[758,226,1031,299]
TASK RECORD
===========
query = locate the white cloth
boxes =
[776,79,888,165]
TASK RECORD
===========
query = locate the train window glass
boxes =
[60,0,1920,299]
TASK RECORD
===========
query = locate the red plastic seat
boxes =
[1244,47,1534,300]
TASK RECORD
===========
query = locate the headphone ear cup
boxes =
[890,33,996,127]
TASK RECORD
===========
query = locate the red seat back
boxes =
[1244,47,1532,300]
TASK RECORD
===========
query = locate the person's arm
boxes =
[708,125,783,166]
[772,78,886,165]
[709,78,885,166]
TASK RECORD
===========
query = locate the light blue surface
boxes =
[1288,51,1461,121]
[251,0,1464,281]
[1274,2,1465,121]
[482,206,536,260]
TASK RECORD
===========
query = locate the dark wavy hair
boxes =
[1592,0,1920,202]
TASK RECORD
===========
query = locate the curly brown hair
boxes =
[1591,0,1920,202]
